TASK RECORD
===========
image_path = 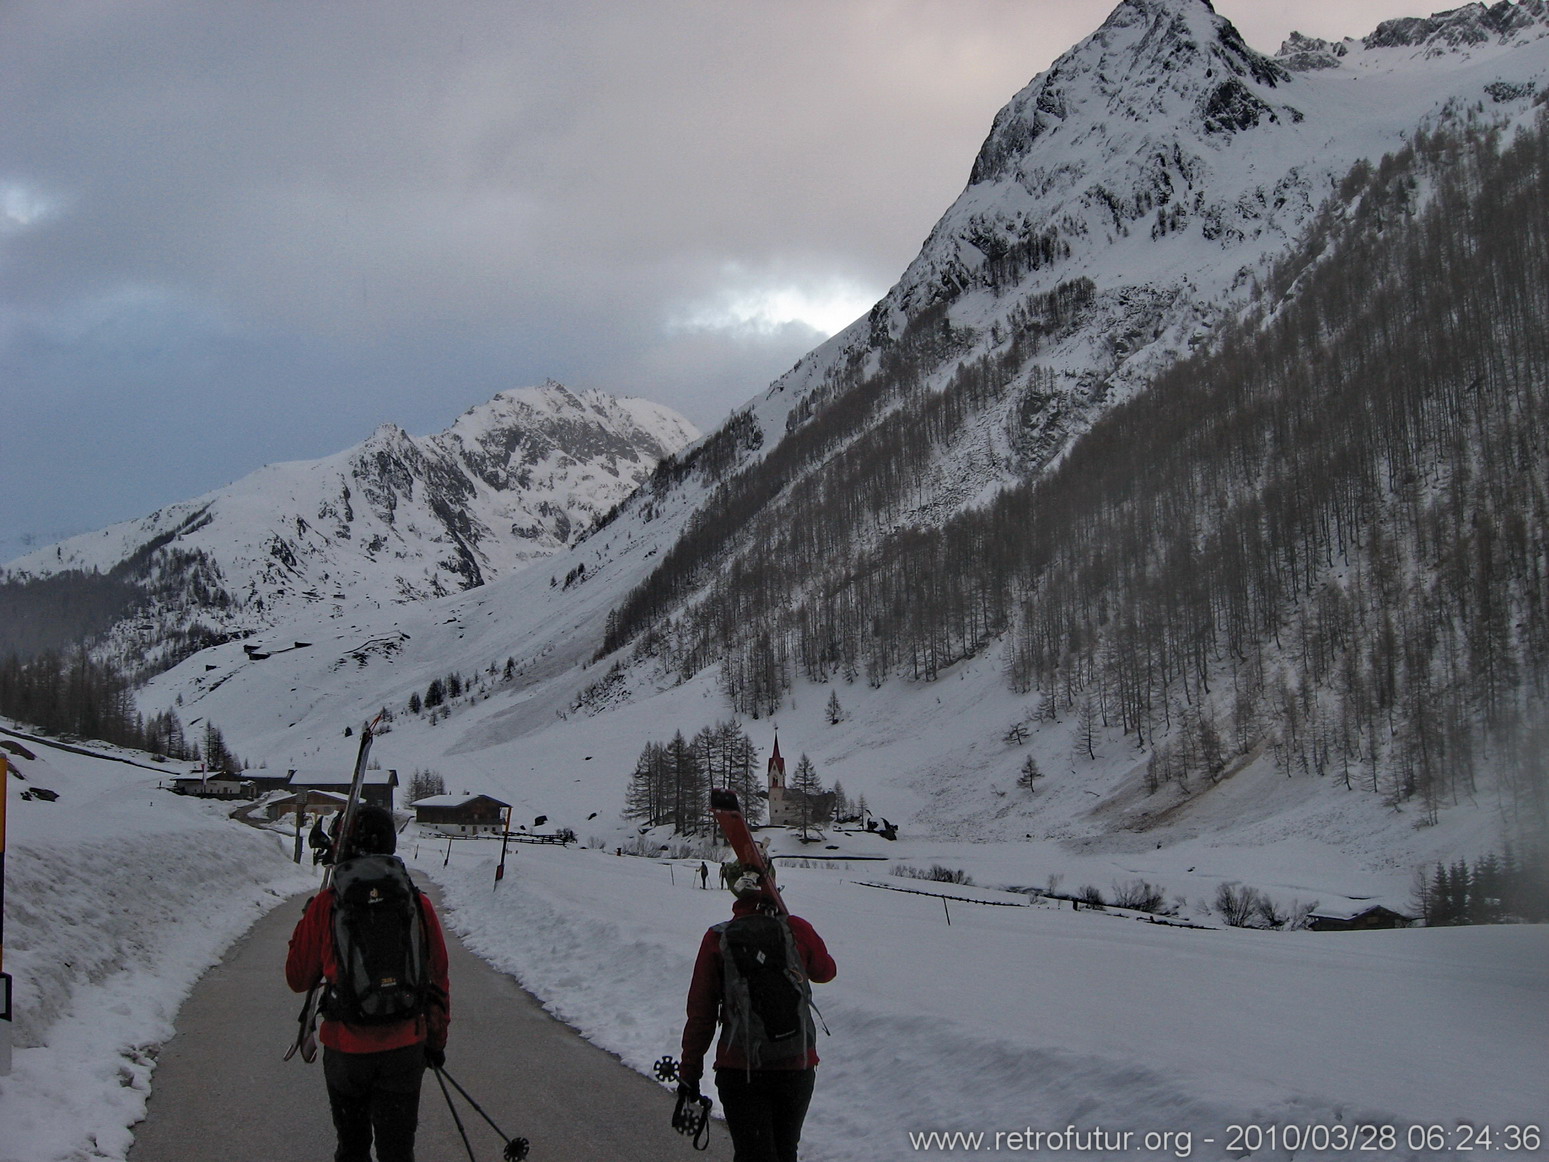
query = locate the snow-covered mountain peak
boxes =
[1277,3,1548,71]
[855,0,1316,358]
[1092,0,1289,87]
[967,0,1290,186]
[4,384,699,668]
[367,421,411,442]
[709,0,1549,609]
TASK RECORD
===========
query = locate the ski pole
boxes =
[673,1085,713,1151]
[434,1065,480,1162]
[433,1064,530,1161]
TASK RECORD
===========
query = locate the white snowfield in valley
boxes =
[0,734,1543,1162]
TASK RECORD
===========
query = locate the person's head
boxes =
[333,803,397,857]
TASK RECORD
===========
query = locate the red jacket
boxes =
[680,900,835,1082]
[286,881,451,1055]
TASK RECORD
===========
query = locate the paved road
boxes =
[128,883,731,1161]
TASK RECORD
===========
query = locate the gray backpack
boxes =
[716,914,815,1068]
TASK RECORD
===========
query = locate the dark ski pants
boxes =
[714,1067,816,1162]
[323,1044,427,1162]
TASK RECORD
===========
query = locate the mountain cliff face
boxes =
[848,0,1548,439]
[593,0,1547,662]
[2,383,696,667]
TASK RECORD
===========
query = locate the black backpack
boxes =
[325,854,430,1025]
[716,913,815,1068]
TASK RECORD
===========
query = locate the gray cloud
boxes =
[0,0,1424,553]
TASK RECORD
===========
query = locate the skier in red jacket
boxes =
[287,805,450,1162]
[680,868,836,1162]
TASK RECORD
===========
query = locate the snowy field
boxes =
[428,841,1547,1162]
[2,728,1544,1162]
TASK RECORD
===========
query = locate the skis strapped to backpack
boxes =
[708,788,787,915]
[285,711,386,1062]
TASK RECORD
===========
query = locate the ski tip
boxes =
[709,788,740,811]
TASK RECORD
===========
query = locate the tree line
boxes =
[0,509,233,679]
[0,647,236,767]
[1414,845,1548,925]
[624,721,763,834]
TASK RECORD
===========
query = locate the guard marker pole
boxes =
[2,753,13,1076]
[293,790,305,864]
[495,806,512,887]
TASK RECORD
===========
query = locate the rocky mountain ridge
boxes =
[2,383,696,667]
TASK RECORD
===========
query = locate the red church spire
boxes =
[768,732,785,788]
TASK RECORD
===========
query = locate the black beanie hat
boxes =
[339,803,397,856]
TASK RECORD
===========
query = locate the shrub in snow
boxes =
[1110,879,1167,913]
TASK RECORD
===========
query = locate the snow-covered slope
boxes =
[3,383,697,659]
[752,0,1549,523]
[9,10,1549,1155]
[0,728,314,1161]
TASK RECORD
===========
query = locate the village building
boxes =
[1307,903,1414,931]
[244,770,295,796]
[266,789,349,824]
[765,735,834,830]
[169,772,251,798]
[411,793,511,836]
[286,768,400,812]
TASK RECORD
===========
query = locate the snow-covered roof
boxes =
[1308,901,1410,921]
[286,768,398,786]
[277,789,349,804]
[410,793,510,809]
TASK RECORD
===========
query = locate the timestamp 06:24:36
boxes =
[1223,1123,1542,1154]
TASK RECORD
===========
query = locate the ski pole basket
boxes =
[433,1064,530,1161]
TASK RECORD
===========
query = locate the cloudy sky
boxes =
[1,0,1426,556]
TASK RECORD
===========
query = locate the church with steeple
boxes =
[766,733,834,830]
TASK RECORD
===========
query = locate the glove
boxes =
[425,1045,446,1069]
[677,1080,701,1101]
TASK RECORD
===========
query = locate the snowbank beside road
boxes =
[0,736,314,1162]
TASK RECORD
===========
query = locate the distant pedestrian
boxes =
[698,861,710,889]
